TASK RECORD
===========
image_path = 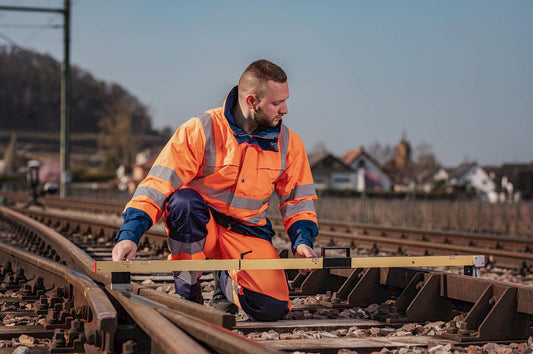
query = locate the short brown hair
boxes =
[241,59,287,84]
[238,60,287,99]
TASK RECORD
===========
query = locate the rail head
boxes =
[0,240,117,352]
[0,205,109,284]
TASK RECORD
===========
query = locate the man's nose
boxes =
[280,102,288,115]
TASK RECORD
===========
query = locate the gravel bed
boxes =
[0,289,54,351]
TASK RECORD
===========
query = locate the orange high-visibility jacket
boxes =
[120,87,318,250]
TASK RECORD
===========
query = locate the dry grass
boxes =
[71,188,533,237]
[310,197,533,237]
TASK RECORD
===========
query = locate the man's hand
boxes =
[112,240,138,261]
[294,244,318,275]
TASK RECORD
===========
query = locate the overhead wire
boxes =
[0,23,61,29]
[22,13,61,44]
[0,31,23,49]
[0,0,81,47]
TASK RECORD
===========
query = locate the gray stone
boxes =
[13,346,30,354]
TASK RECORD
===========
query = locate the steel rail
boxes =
[156,307,281,354]
[108,288,209,354]
[0,241,117,353]
[269,217,533,253]
[314,229,533,271]
[130,283,235,328]
[16,207,168,249]
[0,206,108,284]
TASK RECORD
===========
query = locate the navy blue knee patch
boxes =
[173,275,202,301]
[166,189,210,242]
[238,288,290,322]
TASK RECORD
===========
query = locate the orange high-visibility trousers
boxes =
[165,188,290,321]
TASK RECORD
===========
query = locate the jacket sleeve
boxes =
[114,207,153,245]
[274,130,319,253]
[115,117,206,244]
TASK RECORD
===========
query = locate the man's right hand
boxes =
[112,240,138,261]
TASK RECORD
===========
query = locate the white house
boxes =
[408,167,449,192]
[447,162,497,202]
[433,168,449,183]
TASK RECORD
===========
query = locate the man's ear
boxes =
[245,94,257,110]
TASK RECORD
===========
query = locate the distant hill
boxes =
[0,45,152,134]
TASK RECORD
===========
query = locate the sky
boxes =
[0,0,532,167]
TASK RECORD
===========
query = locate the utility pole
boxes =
[60,0,71,198]
[0,1,71,198]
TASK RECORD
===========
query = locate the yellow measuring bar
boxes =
[94,255,485,273]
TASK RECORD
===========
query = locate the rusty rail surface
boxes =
[0,241,116,352]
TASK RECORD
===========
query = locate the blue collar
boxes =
[224,86,281,152]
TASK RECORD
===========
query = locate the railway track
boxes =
[1,194,533,352]
[0,206,276,353]
[3,192,533,272]
[0,241,116,353]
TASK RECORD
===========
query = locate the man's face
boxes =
[252,80,289,128]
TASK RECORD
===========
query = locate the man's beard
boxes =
[254,106,280,128]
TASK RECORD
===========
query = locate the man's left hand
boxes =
[294,244,318,275]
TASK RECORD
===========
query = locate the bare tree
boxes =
[98,97,135,169]
[413,142,440,175]
[366,141,395,166]
[97,83,152,171]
